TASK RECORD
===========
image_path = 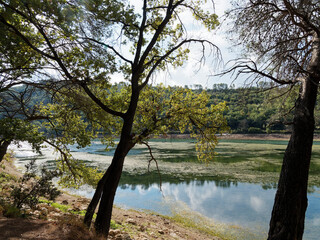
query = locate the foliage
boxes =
[134,85,229,162]
[0,0,224,233]
[0,118,44,151]
[0,85,48,163]
[56,157,104,188]
[11,160,61,209]
[1,204,23,218]
[207,85,299,133]
[0,0,224,171]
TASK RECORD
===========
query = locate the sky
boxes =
[152,0,241,88]
[111,0,247,89]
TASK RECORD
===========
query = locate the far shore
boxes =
[155,133,320,141]
[219,133,291,140]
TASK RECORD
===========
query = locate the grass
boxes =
[38,199,121,229]
[0,172,17,184]
[169,213,230,240]
[168,210,266,240]
[252,161,282,173]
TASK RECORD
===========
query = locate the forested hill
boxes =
[205,84,320,134]
[4,83,320,134]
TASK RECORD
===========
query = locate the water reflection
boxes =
[115,176,320,240]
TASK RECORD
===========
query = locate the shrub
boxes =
[247,127,263,133]
[11,160,61,209]
[3,205,22,218]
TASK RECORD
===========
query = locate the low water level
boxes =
[11,139,320,240]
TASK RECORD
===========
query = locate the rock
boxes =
[126,218,137,225]
[72,206,81,212]
[170,232,178,238]
[38,203,49,208]
[40,206,48,214]
[139,225,147,232]
[52,207,62,213]
[33,210,41,216]
[62,200,68,205]
[109,229,121,236]
[115,233,131,240]
[158,230,165,234]
[48,212,63,218]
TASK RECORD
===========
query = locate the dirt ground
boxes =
[0,156,221,240]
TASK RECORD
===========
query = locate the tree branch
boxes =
[141,141,162,191]
[79,81,125,118]
[140,39,219,89]
[221,59,297,85]
[82,37,133,64]
[137,0,184,72]
[43,140,79,181]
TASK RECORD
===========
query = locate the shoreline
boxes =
[0,156,223,240]
[156,133,320,141]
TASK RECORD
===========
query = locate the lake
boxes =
[11,139,320,240]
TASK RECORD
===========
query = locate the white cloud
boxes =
[250,196,266,213]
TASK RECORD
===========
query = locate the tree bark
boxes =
[0,140,11,163]
[83,168,109,227]
[84,80,140,236]
[94,152,126,234]
[268,35,320,240]
[83,129,134,235]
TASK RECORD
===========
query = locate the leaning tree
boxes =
[0,0,228,236]
[227,0,320,239]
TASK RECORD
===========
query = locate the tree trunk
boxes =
[268,40,320,238]
[83,168,109,227]
[0,140,10,163]
[84,80,140,236]
[83,132,133,235]
[94,152,126,234]
[268,34,320,240]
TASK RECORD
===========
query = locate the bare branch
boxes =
[220,59,297,85]
[43,140,80,181]
[141,141,162,191]
[140,39,219,89]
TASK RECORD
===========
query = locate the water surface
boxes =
[11,140,320,240]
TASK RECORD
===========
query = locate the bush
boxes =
[11,160,61,209]
[3,205,22,218]
[247,127,263,133]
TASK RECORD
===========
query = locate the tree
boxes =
[227,1,320,239]
[0,85,45,162]
[0,5,46,162]
[0,0,226,236]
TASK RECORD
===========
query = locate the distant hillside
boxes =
[4,83,320,134]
